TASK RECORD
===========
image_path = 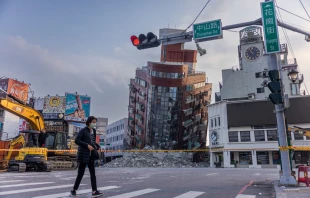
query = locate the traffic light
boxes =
[130,32,161,50]
[267,70,283,104]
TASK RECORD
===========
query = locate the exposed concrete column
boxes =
[210,152,214,168]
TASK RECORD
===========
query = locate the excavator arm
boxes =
[288,126,310,137]
[0,98,45,131]
[5,134,26,161]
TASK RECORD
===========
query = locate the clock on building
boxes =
[245,46,261,61]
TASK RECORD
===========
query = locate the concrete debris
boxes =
[104,152,209,168]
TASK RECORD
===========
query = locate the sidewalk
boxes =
[274,181,310,198]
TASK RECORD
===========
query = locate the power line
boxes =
[276,6,310,23]
[299,0,310,19]
[275,1,295,58]
[181,0,211,34]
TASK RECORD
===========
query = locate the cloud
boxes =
[0,35,158,123]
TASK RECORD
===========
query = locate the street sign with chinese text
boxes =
[193,19,222,42]
[261,1,280,54]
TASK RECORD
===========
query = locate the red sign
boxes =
[7,79,29,102]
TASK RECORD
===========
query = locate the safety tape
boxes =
[0,146,309,152]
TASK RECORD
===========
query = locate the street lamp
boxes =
[288,69,299,83]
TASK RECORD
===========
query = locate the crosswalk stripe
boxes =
[0,173,42,176]
[0,180,25,183]
[0,184,86,196]
[173,191,205,198]
[0,182,54,188]
[61,175,90,180]
[235,195,256,198]
[32,186,120,198]
[107,188,161,198]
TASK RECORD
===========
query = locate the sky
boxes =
[0,0,309,123]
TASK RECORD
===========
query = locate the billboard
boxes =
[65,93,91,122]
[43,96,66,113]
[0,79,9,99]
[19,119,27,131]
[7,79,29,101]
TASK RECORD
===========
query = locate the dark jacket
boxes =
[75,127,100,164]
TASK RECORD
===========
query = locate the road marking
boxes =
[173,191,205,198]
[0,184,86,196]
[235,195,256,198]
[238,181,253,194]
[61,175,90,180]
[0,180,25,183]
[0,173,42,177]
[107,188,161,198]
[205,173,218,176]
[0,182,54,188]
[32,186,120,198]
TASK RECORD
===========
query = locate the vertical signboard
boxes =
[65,93,91,122]
[261,0,281,54]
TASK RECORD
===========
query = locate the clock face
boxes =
[245,46,261,61]
[211,131,217,141]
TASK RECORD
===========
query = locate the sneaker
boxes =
[92,190,103,197]
[71,189,77,196]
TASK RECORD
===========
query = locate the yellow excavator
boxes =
[0,89,77,171]
[0,91,52,172]
[288,126,310,137]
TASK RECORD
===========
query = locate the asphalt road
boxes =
[0,168,280,198]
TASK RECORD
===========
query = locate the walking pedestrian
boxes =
[71,116,103,197]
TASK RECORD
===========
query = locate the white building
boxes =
[208,26,310,168]
[105,118,128,158]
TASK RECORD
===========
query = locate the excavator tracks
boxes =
[48,156,78,171]
[8,163,26,172]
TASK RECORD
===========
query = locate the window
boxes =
[294,133,304,140]
[257,151,270,164]
[254,130,265,141]
[214,118,217,127]
[255,72,261,78]
[229,131,238,142]
[239,152,252,165]
[257,87,265,93]
[291,83,300,95]
[211,119,213,128]
[267,130,278,141]
[218,117,221,126]
[240,131,250,142]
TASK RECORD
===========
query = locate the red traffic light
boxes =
[130,35,140,46]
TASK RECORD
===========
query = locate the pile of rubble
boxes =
[104,151,209,168]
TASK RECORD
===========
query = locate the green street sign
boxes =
[193,19,222,41]
[261,0,280,54]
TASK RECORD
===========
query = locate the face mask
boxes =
[90,123,96,129]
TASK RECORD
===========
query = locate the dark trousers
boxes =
[73,160,97,191]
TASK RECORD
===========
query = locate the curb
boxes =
[274,181,287,198]
[274,180,310,197]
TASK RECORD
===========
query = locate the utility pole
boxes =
[267,54,296,185]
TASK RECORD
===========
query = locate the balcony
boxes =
[183,108,193,116]
[187,70,206,76]
[183,132,190,141]
[281,58,298,70]
[183,119,193,128]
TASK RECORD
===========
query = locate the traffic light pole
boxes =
[268,54,296,186]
